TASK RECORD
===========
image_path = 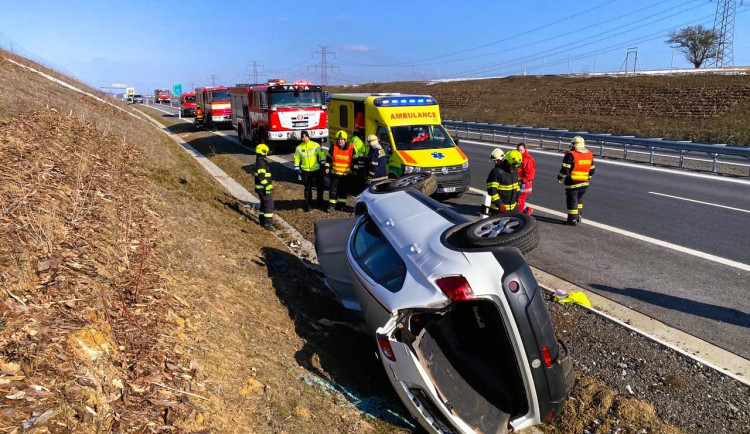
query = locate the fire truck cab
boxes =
[196,86,231,129]
[154,89,171,104]
[229,79,328,148]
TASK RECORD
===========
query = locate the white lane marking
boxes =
[468,186,750,272]
[147,105,178,115]
[461,138,750,185]
[649,191,750,214]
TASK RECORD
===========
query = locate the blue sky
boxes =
[1,0,748,94]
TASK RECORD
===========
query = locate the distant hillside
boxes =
[327,73,750,146]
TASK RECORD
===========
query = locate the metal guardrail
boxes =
[443,120,750,175]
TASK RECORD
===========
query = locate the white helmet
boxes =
[489,148,505,161]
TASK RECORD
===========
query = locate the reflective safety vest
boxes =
[294,141,325,172]
[558,149,595,189]
[328,143,354,175]
[570,151,593,182]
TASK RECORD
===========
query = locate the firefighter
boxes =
[253,143,275,230]
[325,131,354,212]
[486,149,522,213]
[350,129,368,194]
[293,130,326,212]
[366,134,387,186]
[557,136,596,226]
[194,107,204,129]
[516,142,537,215]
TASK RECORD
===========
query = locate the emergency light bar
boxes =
[373,96,436,107]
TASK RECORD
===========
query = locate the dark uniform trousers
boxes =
[301,169,325,208]
[328,175,348,210]
[566,187,587,223]
[258,191,274,227]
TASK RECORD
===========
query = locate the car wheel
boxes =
[457,213,539,254]
[373,173,437,196]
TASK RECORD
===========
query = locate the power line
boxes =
[309,45,339,85]
[247,60,266,83]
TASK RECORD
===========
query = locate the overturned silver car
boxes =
[314,174,574,434]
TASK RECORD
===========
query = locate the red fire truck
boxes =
[154,89,171,104]
[180,92,197,116]
[229,79,327,147]
[196,86,231,129]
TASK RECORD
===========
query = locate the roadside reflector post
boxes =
[539,133,544,148]
[712,153,719,173]
[679,149,684,168]
[599,141,604,157]
[492,130,496,143]
[557,138,562,151]
[649,146,655,164]
[479,128,483,141]
[624,144,629,160]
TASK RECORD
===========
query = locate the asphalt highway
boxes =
[147,103,750,360]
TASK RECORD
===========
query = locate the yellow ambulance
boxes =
[327,93,470,196]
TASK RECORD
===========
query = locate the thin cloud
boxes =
[341,44,372,52]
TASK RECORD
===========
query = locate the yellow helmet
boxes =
[335,130,348,140]
[256,143,270,156]
[571,136,585,146]
[505,150,523,168]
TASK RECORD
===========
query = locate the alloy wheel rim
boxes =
[474,216,523,237]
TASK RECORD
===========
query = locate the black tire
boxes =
[457,213,539,254]
[372,173,438,196]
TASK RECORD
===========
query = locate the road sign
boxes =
[173,84,182,96]
[111,83,127,89]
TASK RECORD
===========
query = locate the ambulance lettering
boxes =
[390,111,437,120]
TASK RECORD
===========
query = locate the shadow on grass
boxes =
[590,283,750,329]
[262,246,416,430]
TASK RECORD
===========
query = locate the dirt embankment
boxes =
[328,74,750,145]
[0,50,397,433]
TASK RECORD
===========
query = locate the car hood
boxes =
[397,147,466,168]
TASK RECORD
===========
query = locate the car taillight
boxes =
[377,334,396,361]
[436,275,474,302]
[542,345,553,368]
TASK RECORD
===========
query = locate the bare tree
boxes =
[666,25,720,68]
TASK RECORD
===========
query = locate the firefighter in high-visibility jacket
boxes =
[325,131,355,212]
[557,136,595,226]
[486,149,522,213]
[253,143,274,230]
[349,130,368,195]
[293,130,326,212]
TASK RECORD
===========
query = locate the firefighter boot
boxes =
[566,215,578,226]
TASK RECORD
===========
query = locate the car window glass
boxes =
[362,243,406,293]
[352,219,382,259]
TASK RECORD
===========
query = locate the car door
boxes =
[314,217,360,310]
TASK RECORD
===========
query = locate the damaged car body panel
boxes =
[314,175,573,434]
